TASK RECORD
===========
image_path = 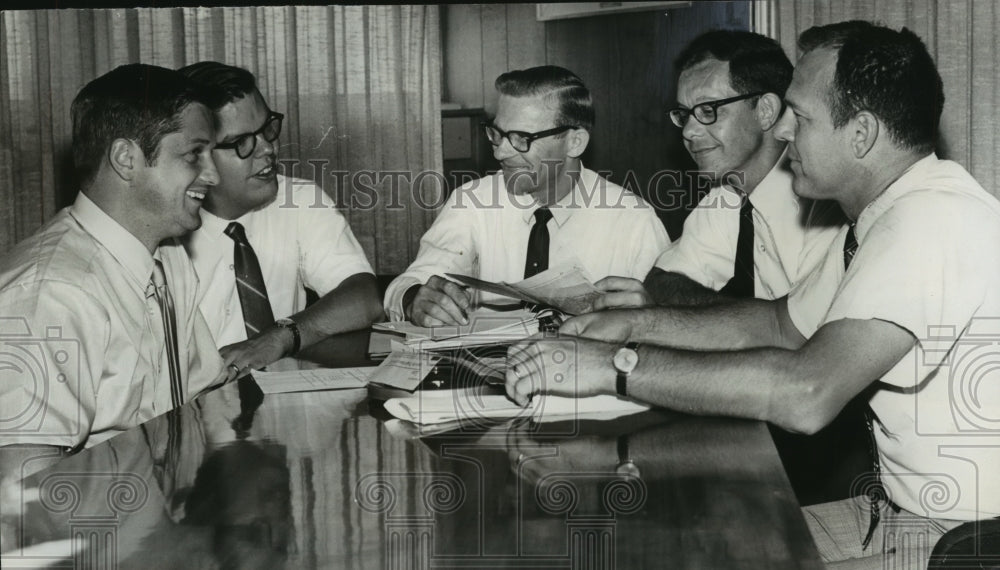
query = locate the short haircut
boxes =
[798,20,943,154]
[178,61,258,110]
[495,65,595,132]
[676,30,793,100]
[71,63,210,188]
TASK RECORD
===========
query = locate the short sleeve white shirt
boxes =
[788,154,1000,520]
[383,167,671,320]
[185,175,374,346]
[654,156,843,299]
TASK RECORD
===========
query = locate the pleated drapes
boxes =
[0,6,443,273]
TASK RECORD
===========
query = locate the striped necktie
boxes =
[225,222,275,338]
[845,223,886,550]
[149,260,184,409]
[720,195,754,298]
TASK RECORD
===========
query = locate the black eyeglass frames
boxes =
[667,92,765,128]
[481,122,578,153]
[215,110,284,159]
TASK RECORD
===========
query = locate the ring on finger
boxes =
[228,363,240,374]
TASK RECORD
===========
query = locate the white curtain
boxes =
[0,6,443,273]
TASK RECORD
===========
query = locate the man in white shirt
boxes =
[0,64,227,474]
[384,65,670,326]
[508,22,1000,567]
[179,62,383,373]
[595,30,841,310]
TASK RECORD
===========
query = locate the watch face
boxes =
[613,347,639,374]
[616,460,641,479]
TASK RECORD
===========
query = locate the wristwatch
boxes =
[612,342,640,397]
[274,318,301,356]
[615,434,641,479]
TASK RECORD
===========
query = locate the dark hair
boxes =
[178,61,258,110]
[798,21,943,153]
[676,30,793,101]
[71,63,210,188]
[495,65,594,132]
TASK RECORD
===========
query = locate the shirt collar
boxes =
[739,150,796,217]
[854,153,936,242]
[198,206,234,238]
[517,166,597,226]
[69,191,155,289]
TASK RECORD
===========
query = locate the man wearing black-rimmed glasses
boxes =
[595,30,843,310]
[179,62,382,373]
[384,65,669,326]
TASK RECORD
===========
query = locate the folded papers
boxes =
[383,392,650,425]
[447,265,601,315]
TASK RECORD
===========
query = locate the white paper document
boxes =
[383,393,651,425]
[252,367,375,394]
[446,266,601,315]
[366,351,442,392]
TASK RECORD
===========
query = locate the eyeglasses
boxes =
[667,92,765,128]
[215,110,284,159]
[482,122,577,153]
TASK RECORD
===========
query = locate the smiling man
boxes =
[0,64,227,463]
[384,65,669,326]
[595,30,842,310]
[508,22,1000,567]
[179,62,382,373]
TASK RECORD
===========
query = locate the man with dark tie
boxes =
[508,22,1000,567]
[179,62,383,373]
[0,64,227,468]
[384,65,670,326]
[594,30,842,310]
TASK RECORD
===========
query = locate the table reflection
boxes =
[2,341,821,569]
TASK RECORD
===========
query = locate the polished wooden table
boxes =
[2,331,822,569]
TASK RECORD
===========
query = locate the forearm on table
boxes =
[293,273,384,347]
[644,268,728,307]
[633,297,801,351]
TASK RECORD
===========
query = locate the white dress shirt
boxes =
[0,192,225,449]
[788,154,1000,521]
[184,175,374,346]
[654,156,843,299]
[384,167,671,320]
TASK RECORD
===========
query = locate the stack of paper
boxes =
[383,392,651,425]
[373,308,554,350]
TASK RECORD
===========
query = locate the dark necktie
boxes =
[225,222,275,338]
[149,260,184,409]
[846,223,885,550]
[524,207,553,279]
[720,196,754,298]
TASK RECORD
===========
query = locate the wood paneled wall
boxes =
[442,3,751,237]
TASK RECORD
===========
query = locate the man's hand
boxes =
[505,333,618,406]
[408,275,472,326]
[220,325,294,376]
[591,276,655,311]
[559,309,650,344]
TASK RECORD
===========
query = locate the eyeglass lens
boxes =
[235,114,283,158]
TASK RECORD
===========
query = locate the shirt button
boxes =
[229,264,235,270]
[758,244,766,252]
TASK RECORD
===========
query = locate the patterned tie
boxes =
[845,223,885,550]
[524,207,553,279]
[149,260,184,409]
[719,196,754,298]
[225,222,275,338]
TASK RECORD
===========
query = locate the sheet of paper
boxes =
[374,309,539,342]
[366,351,441,392]
[383,393,650,425]
[252,367,374,394]
[447,266,601,315]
